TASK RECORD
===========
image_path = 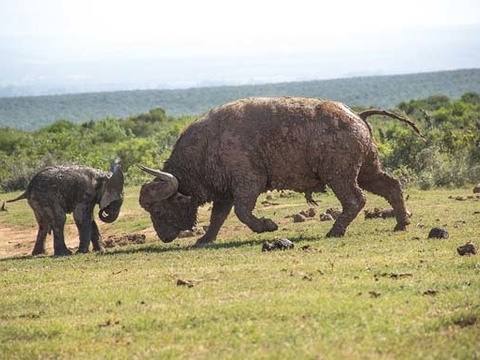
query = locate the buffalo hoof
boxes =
[192,241,210,249]
[261,218,278,232]
[326,228,345,238]
[393,224,408,232]
[193,235,215,248]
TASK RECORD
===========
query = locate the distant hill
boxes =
[1,68,479,131]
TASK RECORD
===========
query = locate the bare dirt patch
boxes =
[0,221,80,259]
[0,219,152,259]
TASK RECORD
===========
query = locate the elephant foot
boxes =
[92,242,105,252]
[54,248,73,256]
[94,247,106,254]
[31,247,46,256]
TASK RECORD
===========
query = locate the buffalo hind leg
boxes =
[326,180,366,237]
[194,200,234,247]
[359,171,410,231]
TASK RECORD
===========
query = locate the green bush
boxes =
[0,93,479,191]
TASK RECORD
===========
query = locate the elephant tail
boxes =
[2,191,28,211]
[5,191,28,203]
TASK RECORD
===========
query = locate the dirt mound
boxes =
[104,234,147,248]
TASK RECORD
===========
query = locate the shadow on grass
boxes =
[0,254,34,262]
[101,233,322,256]
[0,233,323,261]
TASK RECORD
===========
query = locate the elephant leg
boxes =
[32,216,49,256]
[195,199,233,247]
[30,203,50,255]
[52,210,71,256]
[90,220,105,252]
[73,205,94,254]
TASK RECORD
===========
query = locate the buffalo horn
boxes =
[138,165,179,193]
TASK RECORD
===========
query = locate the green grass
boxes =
[0,186,479,359]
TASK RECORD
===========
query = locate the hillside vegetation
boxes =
[0,92,479,192]
[1,68,480,130]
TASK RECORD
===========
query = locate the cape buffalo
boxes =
[139,97,416,247]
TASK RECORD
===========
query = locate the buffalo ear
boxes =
[176,193,191,205]
[100,164,124,209]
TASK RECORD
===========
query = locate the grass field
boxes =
[0,186,479,359]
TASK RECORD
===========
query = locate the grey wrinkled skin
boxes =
[6,164,124,256]
[139,97,412,247]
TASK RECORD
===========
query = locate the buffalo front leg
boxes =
[359,171,410,231]
[326,181,366,237]
[234,194,278,234]
[194,200,233,247]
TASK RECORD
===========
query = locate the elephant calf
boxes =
[6,164,124,256]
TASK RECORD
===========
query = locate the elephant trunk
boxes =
[99,198,123,223]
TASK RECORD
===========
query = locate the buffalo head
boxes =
[138,165,196,243]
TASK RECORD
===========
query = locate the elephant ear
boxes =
[100,164,124,209]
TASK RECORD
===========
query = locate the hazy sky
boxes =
[1,0,480,61]
[0,0,479,93]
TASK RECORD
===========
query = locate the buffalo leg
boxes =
[195,200,233,247]
[359,171,410,231]
[233,193,278,234]
[326,180,366,237]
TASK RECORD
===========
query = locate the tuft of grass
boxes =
[0,186,479,359]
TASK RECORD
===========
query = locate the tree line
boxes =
[0,92,479,192]
[1,68,479,131]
